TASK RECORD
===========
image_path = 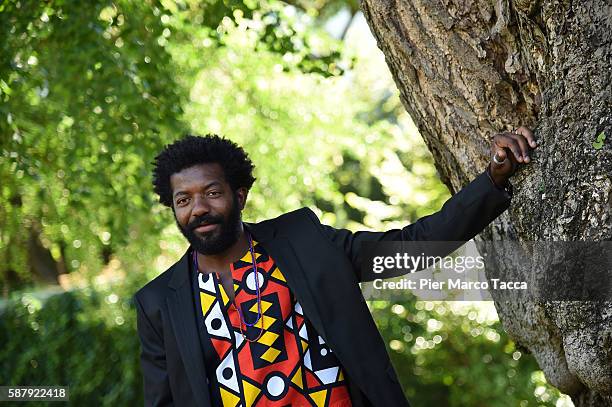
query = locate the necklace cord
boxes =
[193,230,264,342]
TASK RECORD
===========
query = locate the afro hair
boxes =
[152,134,256,208]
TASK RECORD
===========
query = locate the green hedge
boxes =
[1,287,142,406]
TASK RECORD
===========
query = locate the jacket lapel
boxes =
[167,250,210,407]
[245,220,376,403]
[244,223,329,342]
[264,237,328,340]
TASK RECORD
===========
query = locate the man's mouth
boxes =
[193,223,219,233]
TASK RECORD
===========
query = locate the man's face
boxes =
[170,163,247,255]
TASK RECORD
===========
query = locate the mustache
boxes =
[187,214,224,231]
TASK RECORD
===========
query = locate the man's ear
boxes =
[236,187,248,210]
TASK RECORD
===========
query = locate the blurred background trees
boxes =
[1,0,572,405]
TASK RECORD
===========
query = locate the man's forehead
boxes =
[170,163,227,188]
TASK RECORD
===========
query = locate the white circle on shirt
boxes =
[266,375,285,397]
[245,271,265,291]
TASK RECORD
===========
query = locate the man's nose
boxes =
[190,194,210,219]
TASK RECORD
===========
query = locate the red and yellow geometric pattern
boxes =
[195,240,352,406]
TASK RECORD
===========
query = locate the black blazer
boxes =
[134,170,512,407]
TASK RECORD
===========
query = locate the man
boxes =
[134,129,537,406]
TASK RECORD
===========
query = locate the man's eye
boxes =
[207,191,220,197]
[177,198,188,205]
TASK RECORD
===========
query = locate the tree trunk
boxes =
[360,0,612,405]
[27,226,61,285]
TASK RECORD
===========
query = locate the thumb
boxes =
[492,148,508,167]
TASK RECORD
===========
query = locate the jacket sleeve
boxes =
[134,294,174,407]
[306,169,513,282]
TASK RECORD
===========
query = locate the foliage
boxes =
[0,285,142,406]
[0,0,186,290]
[371,299,570,406]
[0,0,350,291]
[592,131,606,150]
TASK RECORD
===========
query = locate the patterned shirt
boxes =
[192,239,352,407]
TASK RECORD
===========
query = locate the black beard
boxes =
[175,193,242,255]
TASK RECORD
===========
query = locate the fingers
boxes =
[494,127,538,163]
[496,132,526,163]
[509,132,531,163]
[515,126,537,148]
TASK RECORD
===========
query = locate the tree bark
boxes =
[360,0,612,405]
[27,226,61,285]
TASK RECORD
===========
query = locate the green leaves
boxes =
[0,0,186,287]
[593,131,606,150]
[372,300,570,406]
[0,0,430,291]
